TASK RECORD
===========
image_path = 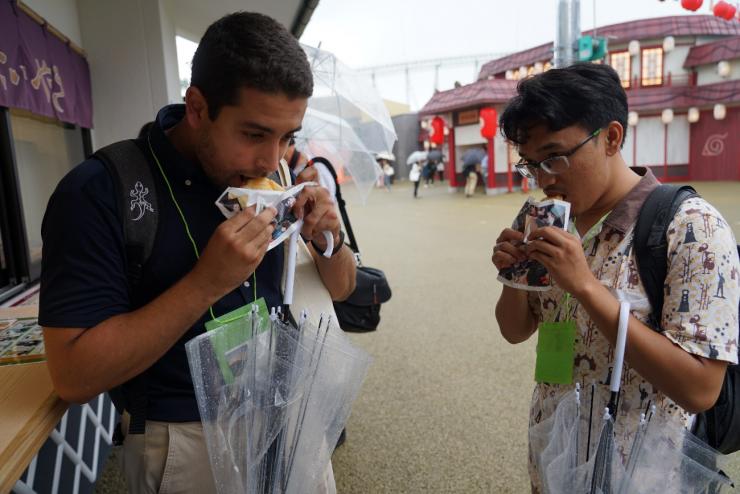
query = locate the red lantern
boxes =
[479,107,498,139]
[681,0,703,11]
[725,3,737,19]
[714,0,731,19]
[429,116,445,145]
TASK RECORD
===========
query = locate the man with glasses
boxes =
[491,63,739,492]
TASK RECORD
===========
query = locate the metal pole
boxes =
[405,66,410,106]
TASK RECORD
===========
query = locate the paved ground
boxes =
[95,179,740,493]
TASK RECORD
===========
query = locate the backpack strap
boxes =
[633,184,698,331]
[309,156,360,255]
[95,139,159,288]
[93,139,158,435]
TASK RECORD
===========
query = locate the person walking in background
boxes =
[381,159,394,191]
[410,160,422,198]
[462,146,485,197]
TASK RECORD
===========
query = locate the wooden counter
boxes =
[0,306,67,494]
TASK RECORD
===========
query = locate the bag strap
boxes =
[95,139,159,289]
[93,138,157,435]
[309,156,360,255]
[633,184,697,331]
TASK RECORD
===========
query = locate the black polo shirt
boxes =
[40,104,285,422]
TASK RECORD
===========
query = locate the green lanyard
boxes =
[555,212,612,322]
[146,136,257,322]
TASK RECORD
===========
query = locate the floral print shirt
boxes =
[526,169,740,492]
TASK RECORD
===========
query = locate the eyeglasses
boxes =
[515,128,602,179]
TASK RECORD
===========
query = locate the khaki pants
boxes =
[464,171,478,196]
[119,413,217,494]
[118,413,336,494]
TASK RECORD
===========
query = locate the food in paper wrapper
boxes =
[216,182,315,251]
[497,196,571,291]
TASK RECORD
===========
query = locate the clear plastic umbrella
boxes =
[186,307,372,493]
[296,43,398,203]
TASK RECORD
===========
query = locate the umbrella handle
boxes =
[610,301,631,393]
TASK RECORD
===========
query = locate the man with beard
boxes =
[39,12,355,493]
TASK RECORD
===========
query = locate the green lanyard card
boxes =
[534,294,577,385]
[204,298,270,384]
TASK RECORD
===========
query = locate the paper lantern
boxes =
[505,69,514,80]
[724,3,738,19]
[718,60,732,78]
[628,40,641,56]
[479,107,498,139]
[681,0,703,11]
[714,104,727,120]
[628,111,639,127]
[714,1,735,19]
[429,116,445,145]
[661,109,674,124]
[663,36,675,53]
[519,66,528,78]
[534,62,544,74]
[687,107,700,123]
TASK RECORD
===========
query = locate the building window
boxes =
[641,47,663,86]
[610,51,631,88]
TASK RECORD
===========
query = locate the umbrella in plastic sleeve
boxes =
[186,306,372,494]
[296,43,397,202]
[531,301,631,493]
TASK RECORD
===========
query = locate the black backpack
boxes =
[634,184,740,454]
[93,139,158,439]
[309,157,392,332]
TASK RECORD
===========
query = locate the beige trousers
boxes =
[118,414,217,494]
[464,172,478,196]
[118,413,336,494]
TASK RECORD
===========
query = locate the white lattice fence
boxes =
[12,394,117,494]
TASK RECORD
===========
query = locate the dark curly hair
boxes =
[500,62,628,148]
[191,12,313,120]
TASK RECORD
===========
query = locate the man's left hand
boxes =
[525,226,597,296]
[292,185,340,251]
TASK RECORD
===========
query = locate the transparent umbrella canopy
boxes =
[295,43,398,203]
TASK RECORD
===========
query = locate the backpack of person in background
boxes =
[634,184,740,454]
[310,157,392,332]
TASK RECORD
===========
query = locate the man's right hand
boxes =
[191,205,277,300]
[491,228,527,271]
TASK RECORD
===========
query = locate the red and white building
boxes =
[419,15,740,193]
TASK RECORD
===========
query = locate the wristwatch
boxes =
[312,230,345,257]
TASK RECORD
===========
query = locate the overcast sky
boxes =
[298,0,704,110]
[178,1,710,111]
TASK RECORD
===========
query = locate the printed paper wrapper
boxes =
[497,197,571,291]
[215,183,314,251]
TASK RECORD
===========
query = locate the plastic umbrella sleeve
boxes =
[615,412,734,493]
[186,314,313,494]
[280,319,372,493]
